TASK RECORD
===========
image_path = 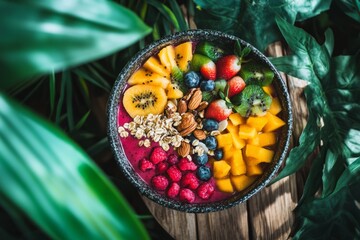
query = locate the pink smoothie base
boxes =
[117,100,233,204]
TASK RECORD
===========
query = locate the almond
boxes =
[177,112,195,131]
[180,121,198,136]
[184,88,196,101]
[196,101,208,111]
[177,141,191,157]
[193,129,206,140]
[188,89,202,110]
[177,99,187,114]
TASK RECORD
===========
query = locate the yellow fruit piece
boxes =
[228,113,246,126]
[128,68,170,89]
[257,132,277,147]
[238,124,257,139]
[246,164,263,176]
[231,175,257,191]
[143,56,170,79]
[262,85,275,97]
[263,112,286,132]
[213,160,231,179]
[158,45,177,71]
[122,85,167,118]
[247,135,260,145]
[229,149,246,176]
[269,97,282,115]
[226,122,246,149]
[245,144,274,163]
[175,41,193,72]
[166,83,183,99]
[216,178,234,193]
[246,116,269,132]
[223,145,235,160]
[216,133,233,148]
[245,157,262,166]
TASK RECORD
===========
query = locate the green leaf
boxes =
[335,0,360,23]
[0,0,151,90]
[147,0,181,31]
[0,94,150,240]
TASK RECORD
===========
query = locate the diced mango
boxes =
[247,135,260,146]
[245,157,262,166]
[223,145,235,160]
[263,113,286,132]
[228,113,246,126]
[227,122,246,149]
[216,133,233,148]
[257,132,277,147]
[216,177,234,193]
[245,144,274,163]
[246,164,263,176]
[226,121,238,133]
[246,116,269,132]
[239,124,257,139]
[262,86,275,97]
[269,97,282,115]
[231,175,257,191]
[229,149,247,176]
[213,160,231,179]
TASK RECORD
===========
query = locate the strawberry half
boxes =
[205,99,233,122]
[227,76,246,97]
[216,55,241,80]
[190,53,216,80]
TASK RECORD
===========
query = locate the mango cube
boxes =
[257,132,277,147]
[269,97,282,115]
[262,86,275,97]
[246,164,263,176]
[239,124,257,139]
[229,149,246,176]
[245,144,274,163]
[228,113,246,126]
[216,177,234,193]
[263,113,286,132]
[227,122,246,149]
[213,160,231,179]
[216,133,233,148]
[223,145,235,160]
[231,175,257,191]
[246,116,269,132]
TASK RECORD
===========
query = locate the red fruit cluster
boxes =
[138,146,215,203]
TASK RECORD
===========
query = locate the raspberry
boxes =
[181,172,199,190]
[166,182,180,198]
[166,166,182,182]
[138,158,155,172]
[167,154,179,165]
[151,175,169,191]
[197,182,215,200]
[179,188,195,203]
[178,158,198,171]
[156,162,169,173]
[150,147,167,164]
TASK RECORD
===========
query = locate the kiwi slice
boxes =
[195,41,224,61]
[239,61,274,86]
[233,85,272,117]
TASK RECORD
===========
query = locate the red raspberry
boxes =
[166,182,180,198]
[178,158,198,171]
[166,166,182,182]
[138,158,155,172]
[156,162,169,173]
[197,182,215,200]
[181,172,199,190]
[179,188,195,203]
[167,154,179,165]
[150,147,167,164]
[151,175,169,191]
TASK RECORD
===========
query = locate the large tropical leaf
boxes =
[0,94,150,240]
[0,0,151,90]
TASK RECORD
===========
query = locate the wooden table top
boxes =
[141,42,309,240]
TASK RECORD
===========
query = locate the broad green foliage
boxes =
[193,0,332,51]
[0,94,150,240]
[0,0,151,90]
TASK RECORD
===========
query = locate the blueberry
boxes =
[184,71,200,88]
[204,136,217,150]
[200,80,215,91]
[202,119,219,132]
[214,149,223,160]
[196,166,211,181]
[193,153,208,165]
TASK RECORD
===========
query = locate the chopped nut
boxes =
[180,121,198,136]
[196,101,208,111]
[177,141,191,157]
[193,129,206,140]
[178,112,195,131]
[188,89,202,110]
[178,99,187,114]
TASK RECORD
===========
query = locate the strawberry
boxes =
[216,55,241,80]
[205,99,233,122]
[227,76,246,97]
[190,54,216,80]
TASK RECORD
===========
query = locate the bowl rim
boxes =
[107,29,293,213]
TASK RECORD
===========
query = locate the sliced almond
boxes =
[188,89,202,110]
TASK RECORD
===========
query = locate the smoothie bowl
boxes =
[107,29,292,213]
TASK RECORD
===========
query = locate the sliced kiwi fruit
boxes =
[233,85,272,117]
[195,41,224,61]
[122,85,167,118]
[239,61,274,86]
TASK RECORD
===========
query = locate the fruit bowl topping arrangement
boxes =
[108,30,292,212]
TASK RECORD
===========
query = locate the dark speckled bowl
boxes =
[107,29,292,213]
